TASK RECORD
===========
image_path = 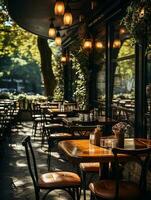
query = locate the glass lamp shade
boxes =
[83,39,92,49]
[63,12,73,26]
[48,27,56,38]
[61,56,67,63]
[54,0,65,15]
[113,39,121,48]
[95,41,103,49]
[55,35,62,46]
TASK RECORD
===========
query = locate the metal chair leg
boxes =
[81,170,86,200]
[76,187,80,200]
[47,143,51,171]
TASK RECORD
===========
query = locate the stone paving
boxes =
[1,121,151,200]
[0,122,94,200]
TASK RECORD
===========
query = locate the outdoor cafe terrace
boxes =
[0,0,151,200]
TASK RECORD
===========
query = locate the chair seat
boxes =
[80,162,100,172]
[89,180,141,200]
[49,132,73,139]
[44,124,63,128]
[39,171,81,189]
[32,114,42,118]
[45,114,52,118]
[34,117,43,122]
[57,114,67,117]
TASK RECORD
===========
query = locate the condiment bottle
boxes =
[91,125,102,146]
[117,128,124,148]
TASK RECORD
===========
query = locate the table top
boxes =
[47,108,74,114]
[58,138,151,164]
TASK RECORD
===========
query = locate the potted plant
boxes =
[122,0,151,49]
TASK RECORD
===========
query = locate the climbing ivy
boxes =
[70,40,89,108]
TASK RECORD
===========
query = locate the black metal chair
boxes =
[22,136,81,200]
[79,162,100,200]
[89,147,151,200]
[47,125,96,170]
[46,125,73,170]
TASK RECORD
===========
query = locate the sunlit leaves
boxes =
[0,6,40,63]
[70,40,89,108]
[48,40,64,100]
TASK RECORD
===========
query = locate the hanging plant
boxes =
[122,0,151,50]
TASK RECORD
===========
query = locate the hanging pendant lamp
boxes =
[48,20,56,38]
[83,31,92,50]
[54,0,65,15]
[63,4,73,26]
[55,31,62,46]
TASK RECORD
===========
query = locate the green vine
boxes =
[122,0,151,49]
[70,39,89,108]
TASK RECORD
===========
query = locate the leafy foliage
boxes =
[0,3,42,93]
[114,39,135,97]
[122,0,151,49]
[0,1,40,62]
[70,40,89,108]
[49,41,64,100]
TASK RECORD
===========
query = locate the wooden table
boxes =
[63,116,117,136]
[47,108,76,117]
[63,116,116,126]
[58,138,151,165]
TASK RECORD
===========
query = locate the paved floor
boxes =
[0,122,94,200]
[1,121,151,200]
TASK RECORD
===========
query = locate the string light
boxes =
[83,39,93,49]
[139,7,145,18]
[95,41,103,49]
[61,56,67,63]
[119,28,126,34]
[113,39,121,48]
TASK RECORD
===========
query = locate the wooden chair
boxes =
[22,136,81,200]
[89,147,151,200]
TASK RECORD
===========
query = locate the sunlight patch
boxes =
[16,160,27,167]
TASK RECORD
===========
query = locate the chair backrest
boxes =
[22,136,39,190]
[112,147,151,199]
[32,103,42,115]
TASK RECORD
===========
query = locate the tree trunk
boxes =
[37,37,56,97]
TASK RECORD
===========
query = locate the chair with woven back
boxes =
[22,136,81,200]
[89,147,151,200]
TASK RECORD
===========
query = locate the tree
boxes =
[37,37,56,97]
[0,2,57,96]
